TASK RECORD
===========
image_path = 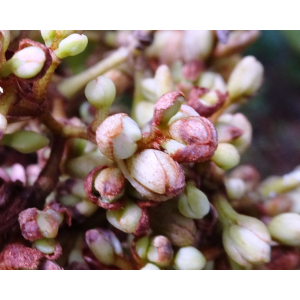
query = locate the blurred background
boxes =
[240,30,300,178]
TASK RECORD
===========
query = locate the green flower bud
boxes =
[134,101,155,128]
[54,33,88,59]
[75,199,98,217]
[197,71,227,93]
[41,30,55,47]
[94,167,125,203]
[212,143,240,170]
[33,238,56,254]
[225,178,246,200]
[268,213,300,246]
[227,56,263,100]
[36,211,59,238]
[44,209,64,226]
[106,200,142,233]
[174,246,206,270]
[85,76,116,110]
[96,113,142,160]
[140,263,160,270]
[4,46,46,79]
[66,149,114,179]
[135,236,150,260]
[85,228,122,266]
[178,183,210,219]
[1,130,49,153]
[0,30,10,55]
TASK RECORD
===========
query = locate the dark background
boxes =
[240,30,300,178]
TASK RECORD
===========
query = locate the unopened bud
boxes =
[54,33,88,59]
[3,46,46,79]
[268,213,300,246]
[174,246,206,270]
[94,167,125,203]
[41,30,55,47]
[225,178,246,200]
[178,183,210,219]
[125,149,185,200]
[85,76,116,110]
[1,130,49,154]
[36,211,59,239]
[182,30,213,61]
[75,199,98,217]
[96,113,142,160]
[33,238,56,254]
[147,236,174,267]
[197,71,227,93]
[141,263,160,270]
[167,104,199,125]
[152,91,185,126]
[134,101,155,128]
[106,200,143,233]
[85,228,122,266]
[227,56,263,100]
[161,139,186,156]
[212,143,240,170]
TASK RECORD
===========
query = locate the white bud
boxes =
[54,33,88,59]
[174,246,206,270]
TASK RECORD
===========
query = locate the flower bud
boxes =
[75,199,98,217]
[212,143,240,170]
[4,46,46,78]
[0,30,10,55]
[66,149,114,179]
[41,30,55,47]
[85,228,122,266]
[227,56,263,100]
[178,183,210,219]
[174,246,206,270]
[1,130,49,154]
[167,104,199,125]
[125,149,185,201]
[96,113,142,160]
[33,238,56,254]
[93,167,125,203]
[54,33,88,59]
[197,71,227,93]
[187,86,227,117]
[167,116,218,163]
[146,236,174,267]
[152,91,185,127]
[135,236,150,260]
[268,213,300,246]
[141,263,160,270]
[225,178,246,200]
[182,30,214,61]
[106,200,143,233]
[36,211,59,239]
[134,101,155,128]
[85,76,116,110]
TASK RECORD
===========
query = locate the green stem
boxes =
[58,47,131,99]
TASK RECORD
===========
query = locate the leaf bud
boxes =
[227,55,263,100]
[96,113,142,160]
[125,149,185,201]
[268,213,300,246]
[54,33,88,59]
[212,143,240,170]
[178,183,210,219]
[1,130,49,154]
[85,228,122,266]
[4,46,46,78]
[174,246,206,270]
[85,76,116,110]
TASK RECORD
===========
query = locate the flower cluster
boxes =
[0,30,299,270]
